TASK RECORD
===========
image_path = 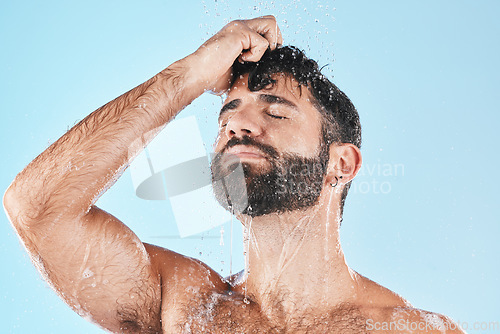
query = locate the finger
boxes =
[239,32,270,62]
[264,19,283,49]
[252,16,280,49]
[275,25,283,48]
[246,15,283,50]
[262,15,283,48]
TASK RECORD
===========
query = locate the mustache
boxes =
[222,136,279,160]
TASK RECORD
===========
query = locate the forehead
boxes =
[226,73,314,106]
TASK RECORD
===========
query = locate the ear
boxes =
[325,143,362,185]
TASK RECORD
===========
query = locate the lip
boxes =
[225,145,266,160]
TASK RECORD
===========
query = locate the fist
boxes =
[188,16,283,95]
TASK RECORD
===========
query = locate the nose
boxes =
[225,109,263,139]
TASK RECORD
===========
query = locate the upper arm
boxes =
[10,205,163,333]
[5,175,229,333]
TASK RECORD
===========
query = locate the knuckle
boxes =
[232,19,244,24]
[262,15,276,21]
[225,20,244,29]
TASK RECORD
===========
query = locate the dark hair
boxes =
[231,46,361,216]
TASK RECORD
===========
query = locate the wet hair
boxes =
[231,46,362,216]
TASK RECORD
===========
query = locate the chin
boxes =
[240,161,271,178]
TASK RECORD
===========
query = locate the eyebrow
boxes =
[258,94,298,110]
[219,94,298,120]
[219,99,241,119]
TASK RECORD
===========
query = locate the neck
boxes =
[235,189,360,322]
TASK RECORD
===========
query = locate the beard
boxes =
[211,136,329,217]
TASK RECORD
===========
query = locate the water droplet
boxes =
[219,226,224,246]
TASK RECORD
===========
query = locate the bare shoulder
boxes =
[144,243,229,291]
[356,274,464,333]
[355,272,411,309]
[384,307,465,334]
[363,303,465,334]
[145,243,228,293]
[144,243,231,331]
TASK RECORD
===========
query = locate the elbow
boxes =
[4,184,17,216]
[3,184,21,224]
[4,181,64,231]
[3,183,31,229]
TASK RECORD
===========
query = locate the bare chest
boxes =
[166,292,369,334]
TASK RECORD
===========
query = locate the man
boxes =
[4,16,463,333]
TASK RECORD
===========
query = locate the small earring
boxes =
[330,176,343,187]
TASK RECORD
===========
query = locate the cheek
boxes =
[280,124,322,156]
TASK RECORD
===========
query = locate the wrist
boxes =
[169,53,208,92]
[156,55,206,110]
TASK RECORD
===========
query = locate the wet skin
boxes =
[153,75,463,333]
[4,16,464,333]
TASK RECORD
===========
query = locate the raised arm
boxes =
[3,16,282,333]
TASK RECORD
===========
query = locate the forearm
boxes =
[4,57,202,226]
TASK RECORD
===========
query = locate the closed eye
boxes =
[267,113,288,120]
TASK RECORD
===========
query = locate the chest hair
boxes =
[177,292,368,334]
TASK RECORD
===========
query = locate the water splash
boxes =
[219,225,224,246]
[229,209,233,277]
[243,215,253,302]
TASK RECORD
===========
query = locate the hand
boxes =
[186,16,283,95]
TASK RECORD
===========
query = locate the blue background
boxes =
[1,0,499,333]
